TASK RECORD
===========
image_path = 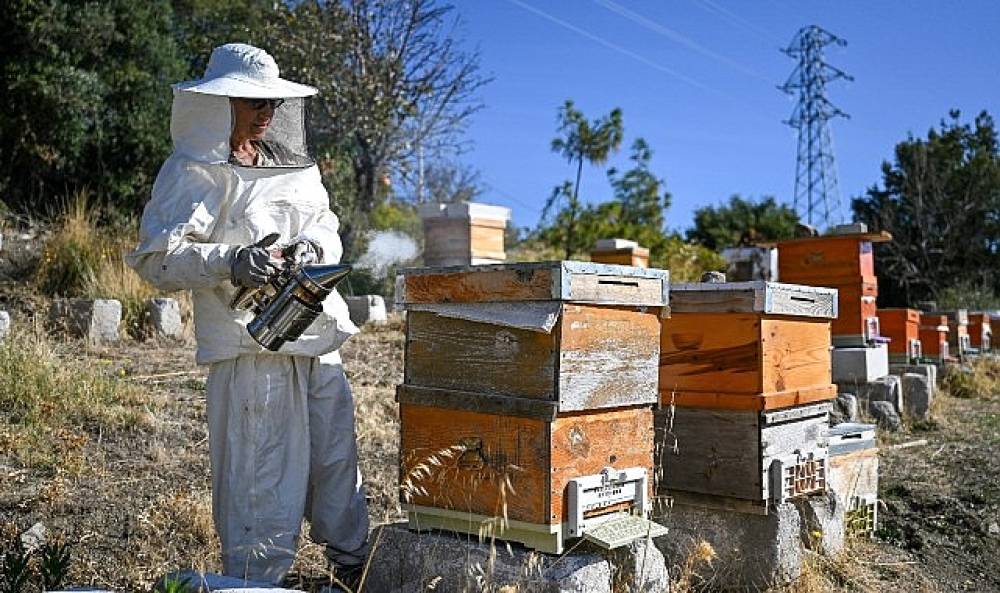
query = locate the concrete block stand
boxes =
[148,297,184,339]
[653,503,801,591]
[346,294,388,327]
[831,344,889,383]
[363,523,668,593]
[48,298,121,343]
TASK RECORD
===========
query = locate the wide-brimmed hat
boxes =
[173,43,317,98]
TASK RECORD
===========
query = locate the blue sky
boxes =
[448,0,1000,233]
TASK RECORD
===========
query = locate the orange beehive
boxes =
[877,308,921,363]
[918,313,950,361]
[660,282,838,411]
[969,313,993,351]
[775,232,891,346]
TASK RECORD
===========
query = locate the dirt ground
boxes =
[1,284,999,591]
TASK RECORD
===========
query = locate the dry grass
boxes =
[0,321,151,472]
[940,355,1000,399]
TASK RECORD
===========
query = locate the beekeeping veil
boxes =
[172,42,316,167]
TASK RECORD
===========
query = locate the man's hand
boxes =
[231,233,280,288]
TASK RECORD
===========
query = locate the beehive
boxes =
[657,402,831,511]
[969,313,993,351]
[660,281,838,411]
[396,261,669,552]
[933,309,971,358]
[418,202,511,267]
[589,238,649,268]
[877,308,921,363]
[775,232,891,346]
[918,313,950,361]
[826,423,879,537]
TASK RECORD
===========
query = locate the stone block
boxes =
[890,362,937,392]
[831,344,889,383]
[49,299,121,343]
[147,297,184,339]
[839,374,902,414]
[154,570,299,592]
[363,523,668,593]
[869,401,901,431]
[793,491,845,555]
[345,294,388,327]
[901,372,932,419]
[653,502,801,591]
[831,393,858,425]
[0,310,10,341]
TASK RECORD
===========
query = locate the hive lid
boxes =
[397,261,669,306]
[669,281,838,318]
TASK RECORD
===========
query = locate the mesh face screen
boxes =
[233,97,314,168]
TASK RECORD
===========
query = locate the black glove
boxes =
[231,233,280,288]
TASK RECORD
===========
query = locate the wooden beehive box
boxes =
[934,309,971,356]
[590,238,649,268]
[396,261,669,552]
[660,281,838,411]
[399,389,654,552]
[969,313,993,351]
[418,202,511,267]
[399,262,669,412]
[877,308,921,363]
[918,313,950,361]
[775,232,890,346]
[656,402,831,511]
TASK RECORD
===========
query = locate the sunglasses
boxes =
[239,98,286,110]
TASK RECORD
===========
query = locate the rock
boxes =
[699,271,726,283]
[147,298,184,339]
[154,570,299,592]
[345,295,388,327]
[869,401,902,431]
[989,522,1000,536]
[901,372,933,419]
[0,310,10,341]
[890,363,937,393]
[654,502,801,591]
[20,521,46,552]
[363,523,667,593]
[841,374,903,415]
[794,491,845,555]
[831,393,858,425]
[49,299,122,343]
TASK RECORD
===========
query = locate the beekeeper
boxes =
[127,43,369,584]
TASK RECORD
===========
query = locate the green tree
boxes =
[852,110,1000,306]
[545,100,624,258]
[686,195,800,250]
[0,0,188,216]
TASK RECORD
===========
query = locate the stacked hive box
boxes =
[969,313,993,352]
[396,261,669,553]
[589,238,649,268]
[417,202,511,267]
[775,231,891,347]
[721,246,779,282]
[657,281,838,513]
[877,308,922,364]
[918,313,950,363]
[933,309,971,360]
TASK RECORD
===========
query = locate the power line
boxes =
[505,0,717,94]
[593,0,772,84]
[689,0,779,42]
[779,25,853,228]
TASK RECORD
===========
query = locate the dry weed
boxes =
[670,540,715,593]
[941,355,1000,399]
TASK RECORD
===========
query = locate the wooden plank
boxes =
[659,313,762,394]
[567,274,663,305]
[470,222,506,259]
[404,311,557,399]
[399,403,551,524]
[550,407,654,523]
[557,305,661,411]
[662,384,836,411]
[406,505,564,554]
[664,490,769,515]
[401,266,557,303]
[397,385,559,421]
[656,407,762,500]
[760,317,832,394]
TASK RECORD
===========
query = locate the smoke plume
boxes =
[356,230,419,278]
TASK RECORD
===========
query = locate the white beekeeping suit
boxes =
[127,43,369,584]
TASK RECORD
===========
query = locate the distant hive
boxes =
[589,238,648,268]
[418,202,511,267]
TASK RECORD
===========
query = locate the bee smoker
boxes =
[230,261,352,351]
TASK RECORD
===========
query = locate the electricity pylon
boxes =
[779,25,853,228]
